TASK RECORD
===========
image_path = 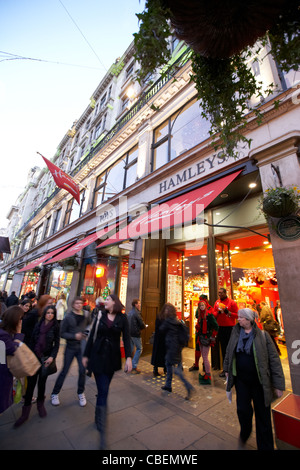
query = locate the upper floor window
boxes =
[44,216,52,239]
[22,234,31,253]
[64,191,86,226]
[32,224,43,247]
[152,98,210,171]
[52,208,62,234]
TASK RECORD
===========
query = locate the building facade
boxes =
[1,37,300,400]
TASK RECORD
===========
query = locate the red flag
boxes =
[40,154,80,204]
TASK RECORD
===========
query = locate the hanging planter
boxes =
[260,186,300,219]
[134,0,300,159]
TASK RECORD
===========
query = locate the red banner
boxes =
[41,155,80,204]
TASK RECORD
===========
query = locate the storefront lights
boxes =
[95,266,105,278]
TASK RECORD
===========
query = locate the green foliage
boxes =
[133,0,172,83]
[133,0,300,157]
[258,185,300,219]
[190,50,273,158]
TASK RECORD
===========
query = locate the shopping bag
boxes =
[7,341,41,379]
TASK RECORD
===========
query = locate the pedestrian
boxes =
[127,298,145,374]
[0,306,24,414]
[82,294,132,450]
[14,305,60,427]
[213,288,238,377]
[51,297,90,407]
[189,294,213,373]
[159,303,194,399]
[195,299,219,385]
[6,291,19,307]
[56,292,68,326]
[150,310,167,377]
[259,302,281,355]
[22,294,53,346]
[223,308,285,450]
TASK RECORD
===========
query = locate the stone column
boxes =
[251,133,300,395]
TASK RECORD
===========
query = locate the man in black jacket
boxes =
[6,291,19,307]
[127,299,145,374]
[51,297,90,407]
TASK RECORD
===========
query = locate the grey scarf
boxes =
[236,328,254,355]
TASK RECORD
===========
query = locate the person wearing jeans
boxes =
[51,297,90,407]
[126,299,145,374]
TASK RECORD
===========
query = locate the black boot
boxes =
[14,404,32,428]
[95,405,107,450]
[37,398,47,418]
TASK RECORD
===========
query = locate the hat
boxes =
[238,308,257,323]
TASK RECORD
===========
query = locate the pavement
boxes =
[0,343,292,454]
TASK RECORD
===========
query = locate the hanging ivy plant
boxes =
[133,0,300,158]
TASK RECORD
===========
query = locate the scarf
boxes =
[34,320,53,358]
[236,327,254,355]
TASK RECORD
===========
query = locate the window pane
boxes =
[154,121,169,143]
[125,162,137,188]
[103,159,125,201]
[94,173,105,207]
[153,141,169,171]
[170,99,210,159]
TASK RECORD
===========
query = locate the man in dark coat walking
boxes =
[6,291,19,307]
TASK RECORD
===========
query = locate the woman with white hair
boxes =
[223,308,285,450]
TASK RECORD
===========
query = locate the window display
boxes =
[48,269,73,303]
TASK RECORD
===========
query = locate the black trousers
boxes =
[218,326,233,367]
[235,377,274,450]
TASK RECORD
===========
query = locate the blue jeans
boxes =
[52,345,86,395]
[165,362,192,392]
[131,336,143,369]
[94,373,113,406]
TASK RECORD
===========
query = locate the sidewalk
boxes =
[0,345,291,451]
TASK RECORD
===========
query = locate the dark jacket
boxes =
[60,310,91,349]
[0,329,24,414]
[151,317,166,368]
[223,323,285,407]
[159,317,182,365]
[6,294,19,307]
[29,318,60,360]
[22,308,39,345]
[127,307,145,337]
[84,310,131,376]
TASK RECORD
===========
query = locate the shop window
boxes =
[20,271,40,298]
[152,98,210,171]
[48,268,73,303]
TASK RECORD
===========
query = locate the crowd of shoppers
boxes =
[0,287,285,450]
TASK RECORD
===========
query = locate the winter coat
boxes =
[151,317,166,368]
[21,307,39,345]
[159,317,182,365]
[6,294,19,307]
[223,323,285,407]
[29,318,60,360]
[0,329,24,414]
[60,310,91,350]
[127,307,145,337]
[56,299,68,321]
[84,310,131,376]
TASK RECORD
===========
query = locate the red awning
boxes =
[16,242,75,273]
[43,222,119,265]
[96,170,241,249]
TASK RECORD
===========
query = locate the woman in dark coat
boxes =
[150,311,167,376]
[0,306,24,414]
[82,294,132,449]
[14,305,60,427]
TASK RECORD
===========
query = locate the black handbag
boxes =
[41,357,57,377]
[199,334,211,347]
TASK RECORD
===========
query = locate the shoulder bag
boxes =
[7,340,41,379]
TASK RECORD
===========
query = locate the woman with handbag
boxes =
[82,294,132,450]
[14,305,60,427]
[196,299,219,385]
[0,306,24,414]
